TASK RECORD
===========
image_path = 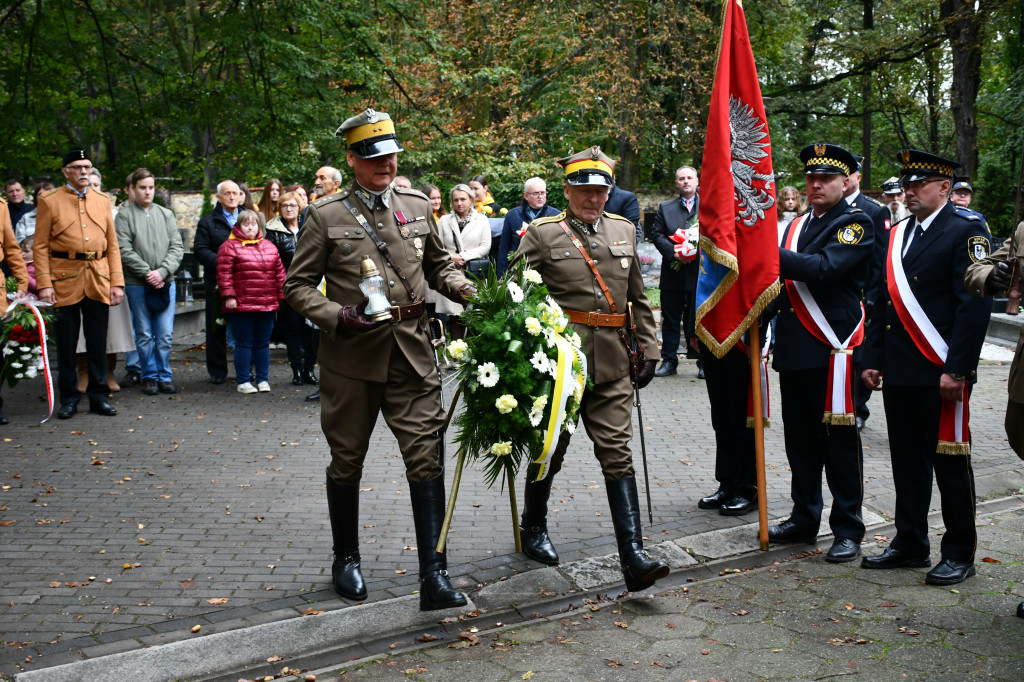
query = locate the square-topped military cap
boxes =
[557,146,616,187]
[336,108,404,159]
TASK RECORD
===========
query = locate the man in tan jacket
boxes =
[510,146,666,592]
[34,148,124,419]
[284,109,471,611]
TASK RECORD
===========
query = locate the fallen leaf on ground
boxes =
[266,654,282,662]
[981,557,1001,563]
[179,579,194,589]
[302,608,324,616]
[606,659,623,667]
[614,621,629,628]
[522,673,534,680]
[206,598,229,605]
[416,634,437,642]
[878,602,898,607]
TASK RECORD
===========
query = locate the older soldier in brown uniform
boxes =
[510,146,667,592]
[284,109,471,611]
[35,148,124,419]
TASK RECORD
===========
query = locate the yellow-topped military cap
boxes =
[896,149,960,183]
[799,143,856,177]
[557,146,616,186]
[335,108,404,159]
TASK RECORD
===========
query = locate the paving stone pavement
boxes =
[311,501,1024,682]
[0,342,1021,679]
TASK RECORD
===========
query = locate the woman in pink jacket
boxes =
[216,210,286,394]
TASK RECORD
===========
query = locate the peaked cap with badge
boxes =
[896,149,960,183]
[336,108,404,159]
[557,146,616,187]
[800,143,857,177]
[882,177,903,195]
[952,178,974,194]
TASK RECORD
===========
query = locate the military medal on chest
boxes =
[413,236,424,260]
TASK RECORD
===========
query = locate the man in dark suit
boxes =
[860,150,992,586]
[605,183,642,244]
[650,166,700,378]
[495,177,561,277]
[846,155,891,431]
[766,144,873,563]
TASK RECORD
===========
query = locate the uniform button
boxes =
[564,251,571,257]
[390,300,397,305]
[80,210,84,214]
[82,224,86,228]
[971,370,976,376]
[344,231,350,237]
[885,324,891,330]
[389,281,395,287]
[593,259,599,264]
[596,308,602,313]
[414,229,420,235]
[84,237,89,242]
[887,300,892,306]
[591,242,598,249]
[788,307,794,313]
[913,276,919,282]
[377,223,384,228]
[596,292,603,298]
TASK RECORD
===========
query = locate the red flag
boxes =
[695,0,780,358]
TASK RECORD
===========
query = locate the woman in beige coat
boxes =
[435,184,490,339]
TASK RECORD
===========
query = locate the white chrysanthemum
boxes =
[566,420,576,435]
[215,318,226,327]
[530,351,549,373]
[507,281,524,303]
[35,358,44,370]
[13,373,23,379]
[523,269,542,284]
[495,394,518,414]
[567,331,582,348]
[532,395,549,411]
[529,409,544,427]
[524,317,542,336]
[477,362,499,387]
[25,366,37,379]
[10,362,22,369]
[491,441,512,456]
[447,339,469,362]
[543,327,556,348]
[573,381,584,402]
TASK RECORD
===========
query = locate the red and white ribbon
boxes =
[4,291,55,423]
[885,221,969,454]
[783,214,865,426]
[738,324,771,428]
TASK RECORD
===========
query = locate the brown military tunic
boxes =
[284,183,468,485]
[0,199,29,293]
[512,211,657,480]
[965,219,1024,456]
[34,186,124,303]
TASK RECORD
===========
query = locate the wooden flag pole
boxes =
[748,318,770,550]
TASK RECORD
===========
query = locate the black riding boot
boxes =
[291,364,303,386]
[409,475,468,611]
[606,477,669,591]
[302,366,319,385]
[326,474,367,601]
[520,475,559,565]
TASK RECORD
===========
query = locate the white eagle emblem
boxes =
[729,95,776,227]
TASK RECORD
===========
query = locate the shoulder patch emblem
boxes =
[837,223,865,245]
[968,235,990,263]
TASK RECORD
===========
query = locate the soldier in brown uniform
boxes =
[510,146,668,592]
[0,197,30,425]
[965,220,1024,458]
[284,109,471,611]
[34,148,124,419]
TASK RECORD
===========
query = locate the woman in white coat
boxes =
[435,184,491,339]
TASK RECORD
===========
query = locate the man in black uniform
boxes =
[766,144,872,563]
[650,166,700,378]
[846,155,890,431]
[860,150,991,586]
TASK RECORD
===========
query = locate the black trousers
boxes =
[204,284,228,380]
[659,288,698,361]
[279,299,319,370]
[883,385,977,562]
[779,368,864,541]
[55,297,109,406]
[699,341,756,498]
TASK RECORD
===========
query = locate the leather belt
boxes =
[50,250,105,261]
[565,309,627,328]
[390,300,425,322]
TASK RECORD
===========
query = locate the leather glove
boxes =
[635,359,657,389]
[987,260,1014,294]
[459,283,476,302]
[337,297,387,335]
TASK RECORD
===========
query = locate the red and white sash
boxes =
[783,214,865,426]
[886,220,970,454]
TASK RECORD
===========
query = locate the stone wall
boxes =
[170,191,206,248]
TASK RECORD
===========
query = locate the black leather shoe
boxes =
[142,379,159,396]
[120,370,141,386]
[521,525,559,565]
[209,375,225,385]
[420,570,468,611]
[303,369,319,386]
[332,551,368,601]
[0,412,8,426]
[698,489,730,510]
[653,361,677,377]
[291,366,303,386]
[720,495,756,516]
[925,558,976,585]
[697,366,705,380]
[90,401,117,417]
[1017,602,1024,618]
[305,389,320,402]
[57,404,77,420]
[826,538,861,563]
[767,519,817,545]
[860,546,931,569]
[157,382,177,394]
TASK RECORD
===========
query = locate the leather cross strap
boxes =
[556,220,617,313]
[341,196,422,304]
